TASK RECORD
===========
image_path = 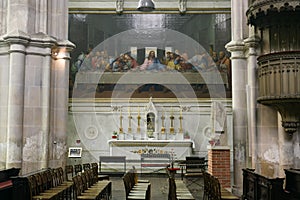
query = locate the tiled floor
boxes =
[110,173,204,200]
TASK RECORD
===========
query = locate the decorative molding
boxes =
[116,0,124,14]
[247,0,300,27]
[179,0,187,14]
[85,125,99,139]
[257,51,300,134]
[108,139,193,147]
[282,121,300,135]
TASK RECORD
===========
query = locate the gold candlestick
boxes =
[179,108,183,133]
[179,116,183,133]
[137,107,141,134]
[170,114,174,134]
[161,113,165,134]
[128,115,132,133]
[128,107,132,133]
[119,110,123,134]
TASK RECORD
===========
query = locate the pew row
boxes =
[122,170,151,200]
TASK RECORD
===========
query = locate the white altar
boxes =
[108,139,194,160]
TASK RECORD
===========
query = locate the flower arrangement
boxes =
[112,131,118,139]
[184,131,190,139]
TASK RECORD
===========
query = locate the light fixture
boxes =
[137,0,155,11]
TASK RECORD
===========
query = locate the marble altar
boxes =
[108,139,194,160]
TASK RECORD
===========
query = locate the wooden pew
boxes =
[166,167,195,200]
[203,171,239,200]
[284,168,300,199]
[242,168,294,200]
[91,162,109,181]
[0,168,20,199]
[11,168,74,200]
[72,168,111,200]
[122,170,151,200]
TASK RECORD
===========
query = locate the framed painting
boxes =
[68,147,82,158]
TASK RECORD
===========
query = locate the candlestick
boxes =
[170,113,174,134]
[161,112,165,134]
[137,107,141,134]
[128,115,132,133]
[179,107,183,133]
[119,109,123,134]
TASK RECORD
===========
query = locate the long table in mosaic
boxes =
[74,71,228,85]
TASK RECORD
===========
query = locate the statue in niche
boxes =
[147,112,155,138]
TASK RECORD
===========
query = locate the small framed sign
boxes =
[68,147,82,158]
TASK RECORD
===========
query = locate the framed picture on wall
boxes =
[68,147,82,158]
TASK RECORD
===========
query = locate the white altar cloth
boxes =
[108,139,194,160]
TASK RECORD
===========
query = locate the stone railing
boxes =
[257,51,300,134]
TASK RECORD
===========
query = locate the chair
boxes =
[75,164,83,175]
[83,163,91,171]
[65,165,74,181]
[91,162,109,181]
[183,157,207,187]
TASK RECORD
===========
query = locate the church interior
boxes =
[0,0,299,200]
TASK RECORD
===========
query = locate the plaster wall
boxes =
[67,99,234,171]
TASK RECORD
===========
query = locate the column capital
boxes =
[57,40,76,52]
[226,40,246,60]
[3,29,30,46]
[226,40,245,52]
[244,35,260,48]
[30,32,57,49]
[52,40,75,60]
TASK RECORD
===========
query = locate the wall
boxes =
[67,99,233,170]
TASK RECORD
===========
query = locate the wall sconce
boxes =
[52,49,67,60]
[137,0,155,11]
[53,52,58,56]
[52,49,59,58]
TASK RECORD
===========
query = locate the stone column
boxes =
[226,0,249,195]
[48,41,74,168]
[21,33,56,173]
[4,32,30,169]
[208,146,231,188]
[244,29,260,169]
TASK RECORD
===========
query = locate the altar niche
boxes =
[144,97,159,139]
[146,112,155,138]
